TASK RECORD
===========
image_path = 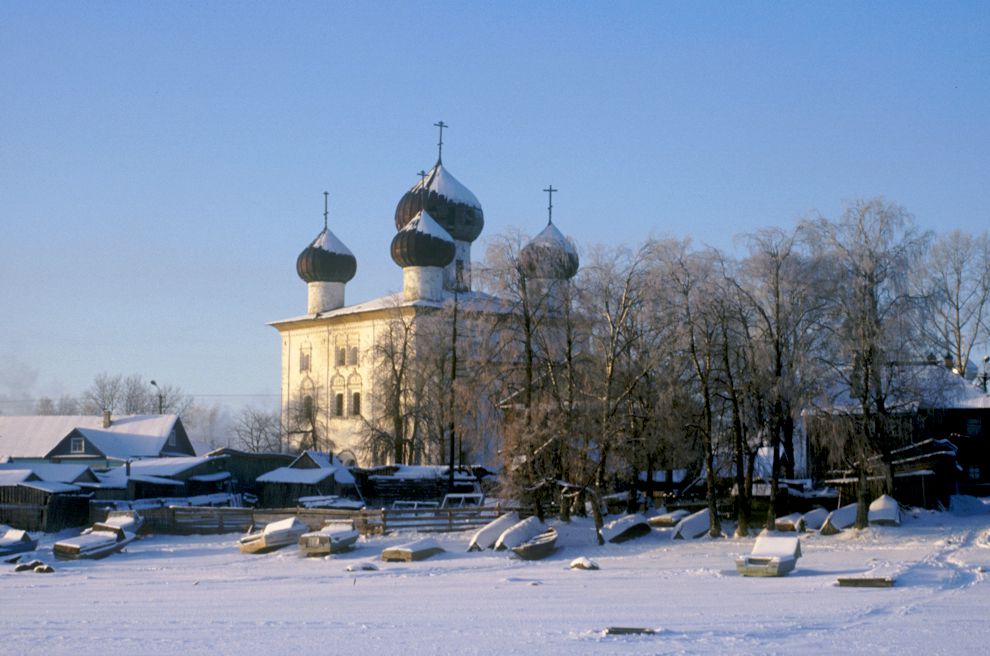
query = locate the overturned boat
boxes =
[0,527,38,558]
[239,517,310,554]
[53,511,143,560]
[511,527,558,561]
[299,520,359,556]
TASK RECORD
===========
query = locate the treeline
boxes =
[464,197,988,539]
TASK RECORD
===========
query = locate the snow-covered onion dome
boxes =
[392,210,455,302]
[394,161,484,243]
[297,228,357,284]
[391,209,455,268]
[518,221,579,280]
[297,227,356,314]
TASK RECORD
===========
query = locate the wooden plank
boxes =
[604,627,657,636]
[836,577,895,588]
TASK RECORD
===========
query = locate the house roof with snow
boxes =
[0,469,38,487]
[816,364,990,415]
[257,450,355,485]
[0,414,194,460]
[0,462,98,484]
[98,456,229,487]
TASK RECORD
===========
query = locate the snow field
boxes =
[3,511,990,655]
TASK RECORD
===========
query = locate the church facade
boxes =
[271,138,579,467]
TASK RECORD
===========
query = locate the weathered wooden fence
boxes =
[89,504,514,536]
[1,495,91,532]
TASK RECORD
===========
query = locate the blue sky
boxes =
[1,1,988,412]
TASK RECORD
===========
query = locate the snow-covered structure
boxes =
[271,135,574,467]
[0,414,195,465]
[804,361,990,506]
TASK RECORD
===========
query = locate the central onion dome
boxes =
[518,221,579,280]
[391,209,456,268]
[394,161,484,243]
[296,227,357,283]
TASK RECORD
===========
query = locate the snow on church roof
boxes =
[411,162,481,209]
[312,227,354,256]
[270,289,514,326]
[403,210,454,241]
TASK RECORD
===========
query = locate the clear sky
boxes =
[1,1,988,414]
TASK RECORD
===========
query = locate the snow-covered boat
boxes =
[0,528,38,557]
[511,527,558,560]
[53,511,143,560]
[868,495,901,526]
[735,534,802,577]
[672,509,711,539]
[602,513,652,543]
[774,512,806,532]
[493,517,544,551]
[820,502,859,535]
[298,520,359,556]
[802,507,829,531]
[381,538,444,562]
[239,517,309,554]
[647,508,690,528]
[468,512,519,551]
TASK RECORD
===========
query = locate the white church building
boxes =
[270,136,579,467]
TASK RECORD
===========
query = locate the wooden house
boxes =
[255,450,359,507]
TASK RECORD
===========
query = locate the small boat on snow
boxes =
[53,511,143,560]
[511,527,558,560]
[602,514,652,543]
[0,528,38,558]
[299,520,360,556]
[0,526,38,556]
[239,517,310,554]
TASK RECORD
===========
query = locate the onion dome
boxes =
[296,227,357,283]
[518,221,579,280]
[391,209,456,268]
[394,161,484,243]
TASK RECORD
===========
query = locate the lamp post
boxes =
[149,380,164,414]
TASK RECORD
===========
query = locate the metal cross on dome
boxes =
[418,169,428,212]
[323,191,329,230]
[434,120,448,163]
[543,185,557,224]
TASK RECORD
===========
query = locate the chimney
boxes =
[102,410,112,428]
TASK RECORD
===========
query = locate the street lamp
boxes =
[149,380,164,414]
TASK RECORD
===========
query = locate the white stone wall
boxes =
[278,313,384,463]
[307,281,345,314]
[403,266,445,302]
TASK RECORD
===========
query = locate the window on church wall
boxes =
[351,392,361,417]
[334,393,344,417]
[300,348,311,373]
[303,395,315,421]
[335,347,346,367]
[347,346,359,366]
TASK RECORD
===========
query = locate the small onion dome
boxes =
[391,209,456,268]
[296,228,357,283]
[518,222,580,280]
[394,161,484,243]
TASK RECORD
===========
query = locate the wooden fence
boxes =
[89,504,514,537]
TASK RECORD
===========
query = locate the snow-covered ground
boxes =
[4,509,990,655]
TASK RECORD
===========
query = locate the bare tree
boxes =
[233,406,282,452]
[924,229,990,376]
[81,372,124,414]
[806,198,931,527]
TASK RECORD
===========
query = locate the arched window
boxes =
[331,374,346,418]
[302,395,314,421]
[347,373,363,417]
